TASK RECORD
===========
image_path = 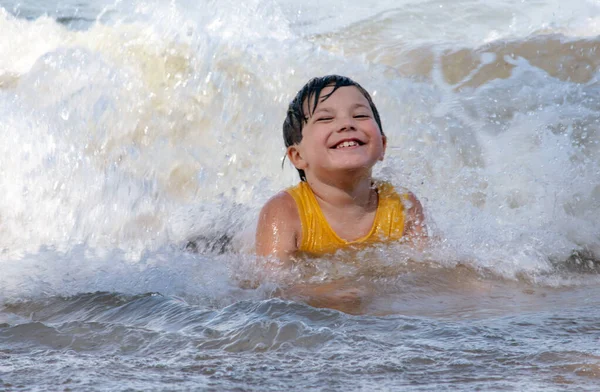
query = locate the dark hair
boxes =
[283,75,384,181]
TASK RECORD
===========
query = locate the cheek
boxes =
[307,134,328,148]
[370,122,382,136]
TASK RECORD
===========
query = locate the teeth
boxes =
[336,140,359,149]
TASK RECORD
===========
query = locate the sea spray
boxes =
[0,0,599,294]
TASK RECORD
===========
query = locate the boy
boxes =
[255,75,426,313]
[256,75,426,260]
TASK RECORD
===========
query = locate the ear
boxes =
[379,135,387,161]
[287,145,308,170]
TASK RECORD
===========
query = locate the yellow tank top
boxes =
[286,181,407,255]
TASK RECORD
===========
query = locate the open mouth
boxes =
[332,139,365,149]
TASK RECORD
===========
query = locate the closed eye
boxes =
[354,115,370,119]
[315,117,333,122]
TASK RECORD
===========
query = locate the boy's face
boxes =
[287,85,386,181]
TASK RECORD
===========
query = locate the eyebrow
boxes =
[350,103,370,110]
[313,103,370,115]
[312,107,333,116]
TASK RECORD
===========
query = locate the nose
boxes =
[337,115,356,132]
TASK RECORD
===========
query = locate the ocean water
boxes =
[1,0,600,390]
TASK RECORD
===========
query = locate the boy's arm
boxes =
[403,192,428,248]
[282,279,368,315]
[255,192,300,261]
[255,193,368,314]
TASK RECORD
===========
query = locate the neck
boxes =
[306,171,375,209]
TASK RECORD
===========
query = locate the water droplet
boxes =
[60,108,70,121]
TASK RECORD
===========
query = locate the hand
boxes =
[282,278,371,315]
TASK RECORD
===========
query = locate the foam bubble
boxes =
[0,0,599,297]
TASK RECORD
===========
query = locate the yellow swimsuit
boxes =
[286,181,408,255]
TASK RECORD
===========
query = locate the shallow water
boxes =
[3,277,600,391]
[1,0,600,390]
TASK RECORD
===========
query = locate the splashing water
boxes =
[1,0,600,390]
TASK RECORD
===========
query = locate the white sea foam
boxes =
[0,0,599,301]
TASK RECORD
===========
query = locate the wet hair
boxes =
[283,75,384,181]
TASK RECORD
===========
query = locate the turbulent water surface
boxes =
[1,0,600,390]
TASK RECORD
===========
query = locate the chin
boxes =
[334,158,378,171]
[330,163,374,175]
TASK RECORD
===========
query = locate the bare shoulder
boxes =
[387,184,423,216]
[402,191,425,221]
[256,191,301,258]
[401,190,427,242]
[258,191,300,225]
[404,191,424,213]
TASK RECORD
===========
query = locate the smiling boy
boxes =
[256,75,426,261]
